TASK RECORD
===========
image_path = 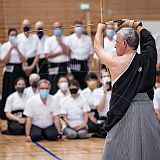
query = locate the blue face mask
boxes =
[39,89,49,99]
[74,27,83,34]
[9,36,17,44]
[106,29,114,38]
[54,28,62,37]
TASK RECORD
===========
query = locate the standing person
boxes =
[104,21,116,56]
[18,19,39,76]
[3,78,27,135]
[35,21,49,79]
[68,20,93,89]
[61,80,90,139]
[0,28,27,119]
[94,19,160,160]
[24,79,62,142]
[44,22,71,94]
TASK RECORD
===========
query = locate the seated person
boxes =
[24,79,62,142]
[25,73,40,98]
[81,72,99,133]
[61,80,90,139]
[53,75,70,114]
[153,87,160,120]
[4,77,27,135]
[92,69,112,137]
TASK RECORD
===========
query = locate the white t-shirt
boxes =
[44,35,70,63]
[53,89,70,114]
[61,95,90,127]
[80,87,97,109]
[153,88,160,109]
[93,87,111,117]
[24,94,58,128]
[17,33,38,58]
[68,33,93,60]
[4,92,28,117]
[36,34,48,59]
[104,37,116,56]
[24,86,38,99]
[0,41,27,63]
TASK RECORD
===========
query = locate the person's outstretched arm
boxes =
[94,23,116,68]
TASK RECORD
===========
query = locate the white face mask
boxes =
[102,76,111,85]
[59,82,68,92]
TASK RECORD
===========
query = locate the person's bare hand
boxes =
[97,23,106,33]
[18,118,26,124]
[23,65,33,75]
[26,136,32,142]
[45,52,53,59]
[103,84,109,94]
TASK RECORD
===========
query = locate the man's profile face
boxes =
[115,34,126,56]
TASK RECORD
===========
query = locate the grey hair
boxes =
[117,28,139,50]
[38,79,51,88]
[29,73,40,81]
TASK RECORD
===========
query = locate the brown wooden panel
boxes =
[0,0,160,93]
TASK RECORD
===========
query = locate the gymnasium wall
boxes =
[0,0,160,93]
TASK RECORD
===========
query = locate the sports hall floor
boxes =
[0,134,104,160]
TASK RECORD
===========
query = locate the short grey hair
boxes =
[117,28,139,50]
[29,73,40,81]
[38,79,51,88]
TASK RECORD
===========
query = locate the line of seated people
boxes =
[2,70,113,141]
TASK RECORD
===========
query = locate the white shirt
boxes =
[0,43,1,53]
[44,35,70,63]
[36,34,48,59]
[92,87,111,117]
[53,89,70,114]
[68,33,93,60]
[104,37,116,56]
[154,33,160,64]
[24,86,38,99]
[80,87,97,109]
[61,95,90,127]
[153,88,160,109]
[17,33,38,58]
[0,41,26,63]
[24,94,58,128]
[4,92,28,117]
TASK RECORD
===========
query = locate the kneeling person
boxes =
[24,79,62,142]
[4,78,27,135]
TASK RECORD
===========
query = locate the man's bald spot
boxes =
[35,21,44,30]
[53,22,61,28]
[106,22,114,30]
[22,19,30,27]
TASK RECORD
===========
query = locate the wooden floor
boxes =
[0,134,104,160]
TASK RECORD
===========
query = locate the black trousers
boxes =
[27,57,37,73]
[30,124,58,142]
[70,59,88,89]
[0,63,28,119]
[88,109,99,133]
[48,62,70,95]
[7,120,25,135]
[38,58,49,80]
